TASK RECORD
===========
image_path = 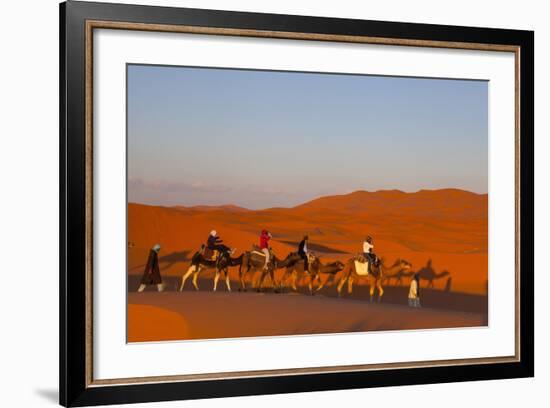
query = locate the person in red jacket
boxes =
[259,229,272,269]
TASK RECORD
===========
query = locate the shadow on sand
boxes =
[128,274,487,322]
[129,250,191,273]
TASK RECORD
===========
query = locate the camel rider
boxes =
[207,230,233,257]
[298,235,309,272]
[259,229,272,270]
[363,236,378,267]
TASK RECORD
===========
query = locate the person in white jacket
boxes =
[363,236,378,266]
[408,272,421,308]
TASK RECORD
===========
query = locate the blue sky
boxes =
[127,64,488,209]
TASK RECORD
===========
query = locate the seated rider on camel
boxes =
[363,235,379,270]
[206,230,234,258]
[259,229,272,270]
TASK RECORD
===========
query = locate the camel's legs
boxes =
[307,274,314,294]
[299,273,308,287]
[279,268,291,290]
[347,276,354,295]
[310,274,320,293]
[337,276,346,297]
[313,274,323,293]
[278,269,287,290]
[243,264,254,291]
[369,282,375,302]
[213,270,221,292]
[180,265,197,291]
[243,265,255,291]
[192,268,201,290]
[252,271,260,289]
[316,274,333,292]
[269,268,278,291]
[377,280,384,302]
[315,275,325,292]
[239,269,247,291]
[225,270,231,292]
[291,270,298,291]
[256,269,267,291]
[256,267,275,291]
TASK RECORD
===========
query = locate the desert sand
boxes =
[127,189,488,341]
[128,291,485,342]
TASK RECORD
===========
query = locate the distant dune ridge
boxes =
[128,188,488,295]
[172,204,251,213]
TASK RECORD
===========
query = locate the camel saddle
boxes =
[353,254,371,276]
[250,245,275,262]
[203,247,219,261]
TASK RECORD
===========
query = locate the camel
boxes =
[279,254,345,294]
[239,250,302,291]
[419,269,450,288]
[337,257,412,302]
[278,252,311,292]
[179,246,242,292]
[416,259,451,288]
[213,251,244,291]
[383,269,414,286]
[306,257,346,294]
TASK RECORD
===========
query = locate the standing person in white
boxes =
[408,272,421,308]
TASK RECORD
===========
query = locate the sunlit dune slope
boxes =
[128,189,488,294]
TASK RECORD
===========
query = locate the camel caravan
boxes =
[174,230,413,302]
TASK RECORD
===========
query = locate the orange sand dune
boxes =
[127,304,190,342]
[128,292,485,342]
[128,189,488,294]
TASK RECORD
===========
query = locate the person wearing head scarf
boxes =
[408,271,421,308]
[137,244,164,292]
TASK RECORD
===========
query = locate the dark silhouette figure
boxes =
[444,276,453,292]
[417,259,450,288]
[137,244,164,292]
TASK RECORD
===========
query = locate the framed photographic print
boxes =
[59,1,534,406]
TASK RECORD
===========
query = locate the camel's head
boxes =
[400,259,412,270]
